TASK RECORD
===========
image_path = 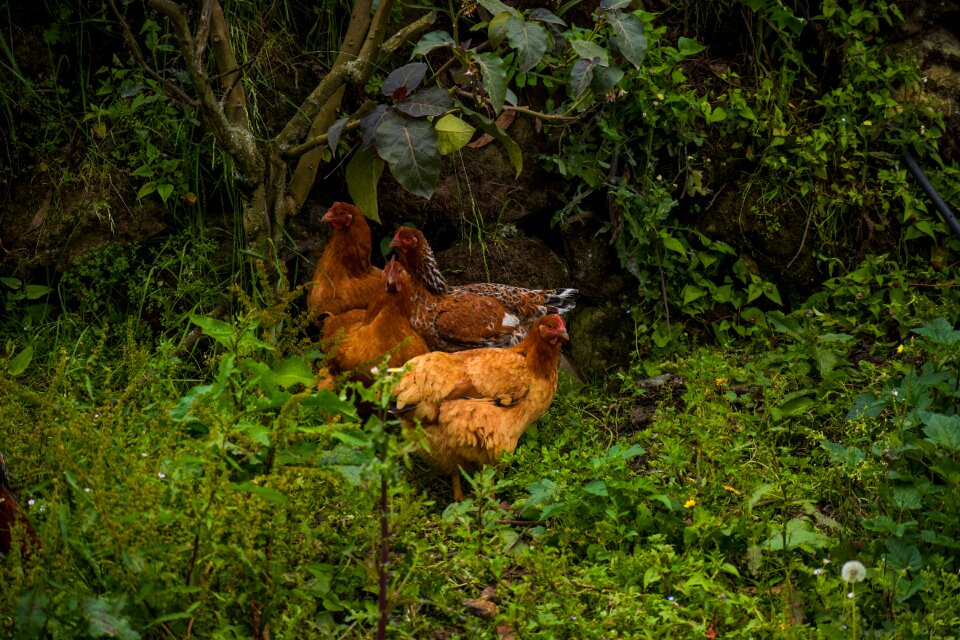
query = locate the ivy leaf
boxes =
[346,146,385,223]
[571,39,609,66]
[460,105,522,177]
[412,30,455,58]
[476,0,519,18]
[375,116,440,199]
[591,65,624,94]
[601,0,633,8]
[435,114,476,154]
[570,58,596,98]
[395,87,453,117]
[506,18,548,72]
[529,7,565,25]
[606,11,648,68]
[326,117,347,156]
[473,53,508,113]
[677,36,705,57]
[359,104,395,149]
[381,62,428,101]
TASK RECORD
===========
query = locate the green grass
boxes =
[3,291,960,638]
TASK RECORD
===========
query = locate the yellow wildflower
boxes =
[684,498,697,509]
[715,377,728,386]
[723,485,741,495]
[863,120,873,126]
[896,344,904,354]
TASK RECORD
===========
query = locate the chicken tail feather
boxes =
[543,288,578,314]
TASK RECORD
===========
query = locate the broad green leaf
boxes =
[861,514,910,537]
[590,63,625,93]
[190,314,234,348]
[236,422,271,447]
[583,480,608,496]
[505,18,548,72]
[411,30,455,58]
[677,36,705,56]
[435,114,476,154]
[913,317,960,346]
[477,0,519,18]
[570,58,596,98]
[271,356,315,390]
[529,7,565,25]
[381,62,428,101]
[460,105,522,177]
[346,146,385,223]
[301,388,359,418]
[156,183,174,203]
[762,518,830,551]
[606,11,648,68]
[15,590,49,637]
[375,116,440,199]
[661,235,686,253]
[82,596,140,640]
[886,538,922,572]
[8,345,33,375]
[922,413,960,452]
[24,284,52,299]
[890,486,922,510]
[136,181,156,200]
[231,482,287,505]
[489,12,512,47]
[681,284,706,306]
[1,277,20,289]
[473,52,508,113]
[748,483,775,511]
[359,104,395,149]
[326,117,347,155]
[776,391,815,417]
[571,40,609,66]
[395,87,453,118]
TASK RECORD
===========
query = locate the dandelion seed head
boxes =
[842,560,867,583]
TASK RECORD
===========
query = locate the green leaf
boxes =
[8,345,33,376]
[776,391,815,417]
[913,317,960,346]
[922,413,960,452]
[592,65,625,95]
[271,356,315,390]
[661,235,685,253]
[570,58,596,98]
[529,7,565,25]
[681,284,706,306]
[190,314,235,348]
[236,422,272,447]
[411,30,455,58]
[136,182,157,200]
[15,590,49,636]
[476,0,519,18]
[762,518,830,551]
[326,117,347,155]
[571,40,609,66]
[83,596,140,640]
[605,11,647,68]
[231,482,287,505]
[346,146,385,223]
[156,183,174,203]
[505,18,548,72]
[1,277,21,289]
[488,12,513,48]
[677,36,705,56]
[24,284,52,299]
[395,87,453,118]
[375,116,440,199]
[473,52,508,113]
[460,105,522,177]
[886,538,922,572]
[435,114,476,154]
[583,480,608,496]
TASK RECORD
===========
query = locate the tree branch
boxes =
[107,0,197,108]
[283,118,363,160]
[208,0,251,131]
[455,89,580,122]
[148,0,262,183]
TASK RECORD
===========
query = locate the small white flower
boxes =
[141,452,148,458]
[84,487,91,493]
[891,389,899,397]
[847,591,855,599]
[158,472,166,479]
[28,498,35,506]
[841,117,847,122]
[370,366,380,375]
[814,568,822,575]
[842,560,867,583]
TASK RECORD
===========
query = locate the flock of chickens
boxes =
[310,202,578,501]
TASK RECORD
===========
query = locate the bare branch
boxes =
[194,0,214,69]
[148,0,262,182]
[455,89,579,122]
[283,118,363,160]
[107,0,197,108]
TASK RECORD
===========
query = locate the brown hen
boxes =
[391,314,569,501]
[322,257,429,385]
[307,202,382,320]
[390,226,577,344]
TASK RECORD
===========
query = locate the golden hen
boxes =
[391,314,569,501]
[322,257,429,385]
[308,202,382,320]
[390,226,577,344]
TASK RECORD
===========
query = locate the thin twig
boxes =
[455,89,579,122]
[282,119,362,159]
[107,0,198,108]
[784,202,814,272]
